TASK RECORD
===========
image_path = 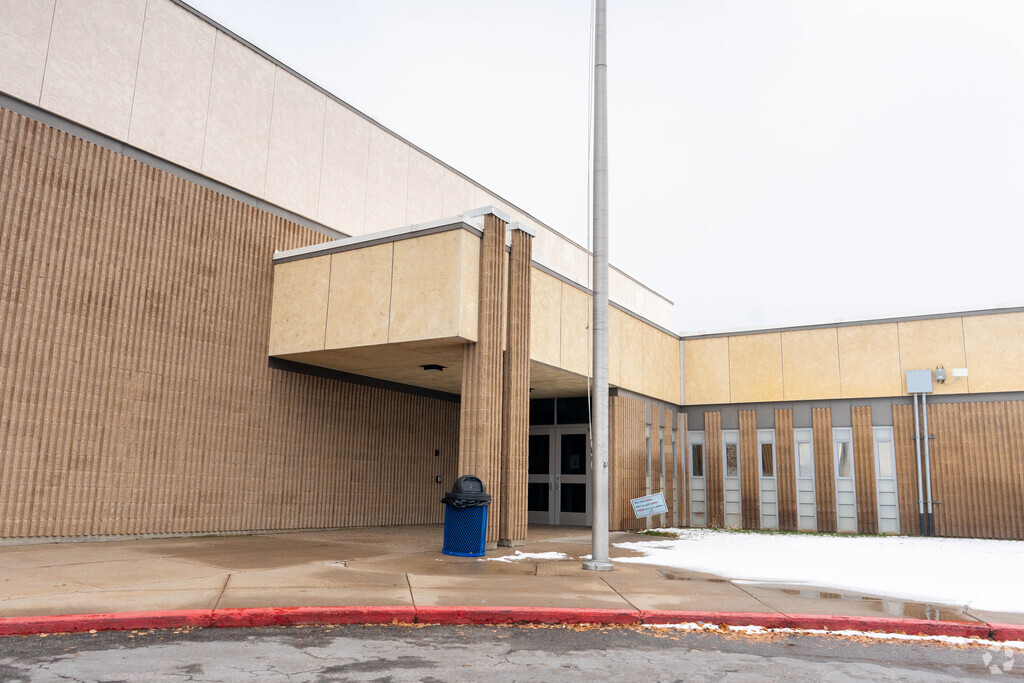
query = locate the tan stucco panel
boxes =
[643,326,681,404]
[781,328,840,401]
[729,333,784,403]
[608,307,623,387]
[897,318,967,395]
[963,313,1024,393]
[458,231,480,342]
[619,312,645,393]
[389,231,463,343]
[529,269,562,368]
[684,337,730,405]
[324,244,393,349]
[268,256,330,356]
[560,283,591,376]
[838,323,901,398]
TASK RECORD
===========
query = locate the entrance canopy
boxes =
[269,211,680,403]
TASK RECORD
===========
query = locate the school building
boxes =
[2,0,1022,545]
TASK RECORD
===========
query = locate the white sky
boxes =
[186,0,1024,335]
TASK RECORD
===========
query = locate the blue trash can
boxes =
[441,475,491,557]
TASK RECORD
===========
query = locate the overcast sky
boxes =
[187,0,1024,335]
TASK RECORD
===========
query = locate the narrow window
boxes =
[798,441,813,478]
[725,443,739,477]
[692,444,704,477]
[659,427,666,486]
[836,441,852,478]
[877,439,894,478]
[645,424,652,495]
[761,443,774,477]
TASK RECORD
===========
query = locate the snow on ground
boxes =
[614,529,1024,614]
[484,551,569,563]
[645,623,1024,651]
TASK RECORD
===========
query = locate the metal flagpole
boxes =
[583,0,613,572]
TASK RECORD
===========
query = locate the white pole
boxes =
[922,393,934,536]
[913,393,925,536]
[583,0,613,572]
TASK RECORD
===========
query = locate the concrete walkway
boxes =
[2,525,1022,631]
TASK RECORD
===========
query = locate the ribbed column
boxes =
[852,406,878,534]
[774,409,798,531]
[812,407,837,533]
[739,410,759,529]
[458,212,507,547]
[704,411,724,528]
[498,224,533,546]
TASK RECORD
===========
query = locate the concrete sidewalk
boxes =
[2,525,1022,631]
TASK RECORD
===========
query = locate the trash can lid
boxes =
[451,475,486,495]
[443,475,491,504]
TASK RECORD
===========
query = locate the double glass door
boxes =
[527,427,590,526]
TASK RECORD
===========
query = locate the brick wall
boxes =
[0,108,458,538]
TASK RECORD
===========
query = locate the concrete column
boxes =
[458,210,507,548]
[498,223,533,547]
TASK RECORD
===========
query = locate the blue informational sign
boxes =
[630,492,668,519]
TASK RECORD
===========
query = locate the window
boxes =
[876,433,895,479]
[691,444,704,477]
[836,441,852,478]
[725,443,739,477]
[798,441,813,478]
[645,424,652,495]
[761,443,774,477]
[555,397,589,424]
[529,399,554,426]
[529,397,590,425]
[834,428,853,479]
[659,426,666,491]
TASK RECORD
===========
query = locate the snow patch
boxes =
[645,622,1024,649]
[484,551,569,563]
[615,529,1024,613]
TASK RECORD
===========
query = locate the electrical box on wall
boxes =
[906,369,933,394]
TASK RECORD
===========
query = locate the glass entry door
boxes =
[527,427,590,525]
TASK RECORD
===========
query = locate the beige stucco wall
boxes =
[528,270,680,404]
[0,0,674,329]
[269,229,479,355]
[683,311,1024,405]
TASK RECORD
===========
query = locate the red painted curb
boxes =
[413,606,641,625]
[989,623,1024,643]
[782,614,992,639]
[0,610,213,636]
[0,606,1018,642]
[211,606,418,628]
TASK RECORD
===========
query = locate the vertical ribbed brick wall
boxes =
[661,409,675,528]
[812,407,837,533]
[893,401,1024,540]
[704,411,724,528]
[774,409,797,531]
[678,413,688,526]
[498,226,531,546]
[609,395,645,531]
[0,108,459,538]
[738,410,759,529]
[649,409,662,528]
[893,403,920,536]
[457,213,506,546]
[852,405,878,534]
